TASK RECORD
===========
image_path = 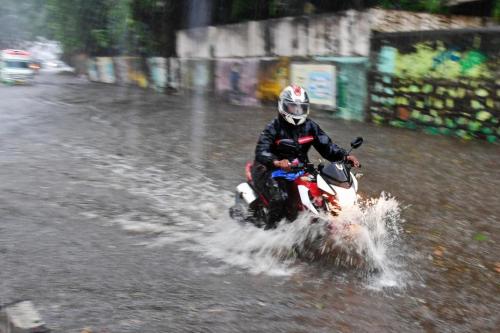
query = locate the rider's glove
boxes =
[345,155,361,168]
[273,159,292,171]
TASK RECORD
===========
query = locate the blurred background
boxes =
[0,1,499,333]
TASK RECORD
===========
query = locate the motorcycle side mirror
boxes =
[350,137,363,149]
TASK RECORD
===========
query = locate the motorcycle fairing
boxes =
[317,173,357,208]
[317,174,335,196]
[297,185,319,215]
[330,183,357,208]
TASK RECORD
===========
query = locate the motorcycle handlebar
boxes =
[345,160,362,169]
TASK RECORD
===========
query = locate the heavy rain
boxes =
[0,1,499,333]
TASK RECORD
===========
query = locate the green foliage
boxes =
[46,0,115,54]
[6,0,496,56]
[377,0,447,14]
[494,0,500,22]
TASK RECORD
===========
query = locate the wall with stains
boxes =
[177,9,488,60]
[370,8,488,32]
[177,10,372,58]
[369,28,500,142]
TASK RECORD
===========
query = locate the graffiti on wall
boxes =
[256,57,290,102]
[147,57,167,91]
[215,59,259,106]
[96,57,116,84]
[87,58,98,82]
[378,43,491,79]
[168,58,180,90]
[370,33,499,142]
[181,59,213,91]
[113,57,130,85]
[126,57,149,88]
[370,74,499,142]
[290,63,336,109]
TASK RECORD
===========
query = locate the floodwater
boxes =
[0,72,498,332]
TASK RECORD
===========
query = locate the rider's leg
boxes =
[252,161,287,229]
[285,182,299,221]
[265,177,288,229]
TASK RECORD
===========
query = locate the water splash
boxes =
[199,193,406,285]
[70,145,406,286]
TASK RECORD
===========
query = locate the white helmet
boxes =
[278,85,310,126]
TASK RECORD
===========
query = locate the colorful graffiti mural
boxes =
[256,57,290,103]
[370,30,499,142]
[215,59,259,106]
[290,63,336,109]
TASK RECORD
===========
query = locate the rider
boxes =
[252,85,360,229]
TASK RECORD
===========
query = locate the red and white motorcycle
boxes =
[230,137,364,241]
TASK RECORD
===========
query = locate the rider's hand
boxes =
[346,155,360,168]
[273,159,291,171]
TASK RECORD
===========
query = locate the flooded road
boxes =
[0,72,498,332]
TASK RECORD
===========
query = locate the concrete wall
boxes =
[177,10,372,58]
[369,28,500,142]
[177,9,488,59]
[370,8,487,32]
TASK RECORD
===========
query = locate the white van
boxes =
[0,49,35,84]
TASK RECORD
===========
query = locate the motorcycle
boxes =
[230,137,363,230]
[229,137,365,264]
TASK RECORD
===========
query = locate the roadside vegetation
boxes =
[1,0,498,56]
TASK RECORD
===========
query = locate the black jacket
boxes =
[255,116,346,168]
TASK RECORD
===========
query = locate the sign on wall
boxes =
[290,63,336,108]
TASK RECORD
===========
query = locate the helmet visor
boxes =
[283,100,309,116]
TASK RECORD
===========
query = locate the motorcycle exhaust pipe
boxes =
[236,182,257,205]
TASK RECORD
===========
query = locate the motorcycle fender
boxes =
[298,185,319,215]
[236,182,257,205]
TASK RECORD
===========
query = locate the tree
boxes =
[0,0,48,47]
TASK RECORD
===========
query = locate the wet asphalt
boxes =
[0,72,498,332]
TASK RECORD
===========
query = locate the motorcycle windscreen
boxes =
[320,162,350,186]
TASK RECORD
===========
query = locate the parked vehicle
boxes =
[0,49,35,84]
